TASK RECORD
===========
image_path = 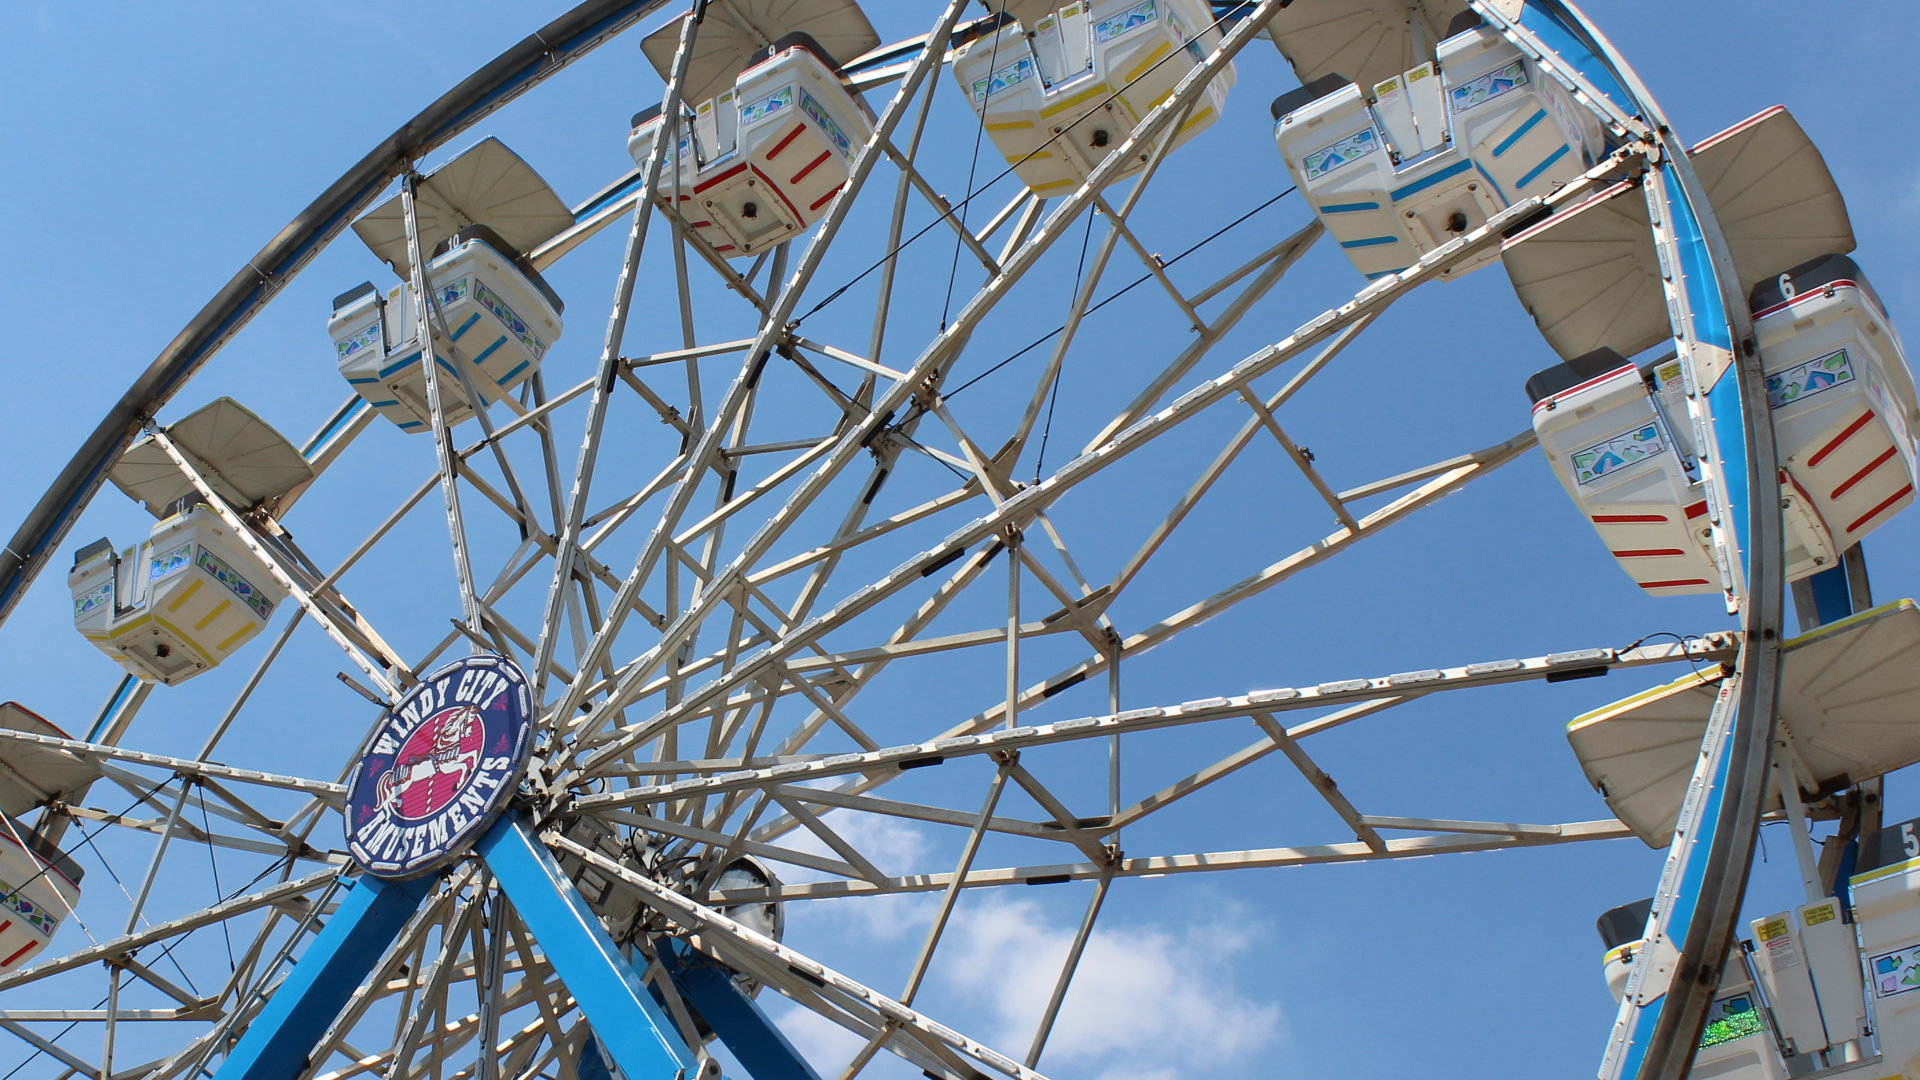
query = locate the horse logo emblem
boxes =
[374,702,485,819]
[343,656,533,879]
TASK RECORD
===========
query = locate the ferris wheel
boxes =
[0,2,1916,1080]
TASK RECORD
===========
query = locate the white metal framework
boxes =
[0,2,1841,1079]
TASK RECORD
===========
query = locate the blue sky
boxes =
[2,3,1918,1079]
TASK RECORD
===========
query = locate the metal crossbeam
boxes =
[707,821,1636,903]
[575,636,1730,811]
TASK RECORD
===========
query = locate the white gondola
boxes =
[1571,603,1920,1075]
[1528,348,1719,596]
[0,823,80,973]
[331,138,572,433]
[628,2,880,258]
[949,0,1233,199]
[1272,14,1601,280]
[0,702,90,972]
[1847,822,1920,1075]
[1509,107,1912,595]
[627,33,875,257]
[1596,901,1784,1078]
[70,506,286,686]
[70,399,309,685]
[1752,255,1918,572]
[1529,255,1915,594]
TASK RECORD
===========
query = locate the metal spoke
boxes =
[532,6,708,704]
[1,6,1797,1078]
[401,172,485,643]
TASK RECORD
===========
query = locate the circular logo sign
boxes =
[344,655,533,879]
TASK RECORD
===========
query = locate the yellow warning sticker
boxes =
[1803,903,1838,927]
[1756,918,1791,942]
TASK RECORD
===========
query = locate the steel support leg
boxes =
[215,873,433,1080]
[478,815,695,1079]
[1792,562,1855,631]
[579,1030,620,1080]
[658,937,820,1080]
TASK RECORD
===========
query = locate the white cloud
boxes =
[798,889,938,943]
[769,818,1284,1080]
[774,1002,873,1075]
[781,807,933,882]
[830,811,932,871]
[780,809,941,942]
[937,895,1284,1080]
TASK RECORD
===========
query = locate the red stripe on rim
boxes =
[1612,549,1688,558]
[1782,469,1831,537]
[1752,281,1865,321]
[764,122,807,161]
[1593,513,1669,523]
[1846,484,1914,535]
[0,939,34,968]
[1638,579,1712,589]
[1530,363,1639,414]
[692,162,749,194]
[1807,410,1876,469]
[809,184,843,212]
[1684,501,1708,519]
[790,150,833,185]
[1831,445,1899,501]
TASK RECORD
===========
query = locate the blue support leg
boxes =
[659,937,821,1080]
[578,1030,619,1080]
[1803,564,1854,627]
[215,872,433,1080]
[478,814,695,1079]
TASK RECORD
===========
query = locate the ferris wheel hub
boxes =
[343,655,535,880]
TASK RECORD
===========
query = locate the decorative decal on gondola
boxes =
[1573,424,1665,486]
[1305,128,1379,180]
[149,543,193,582]
[72,582,111,618]
[195,548,273,619]
[972,56,1034,103]
[1767,348,1854,410]
[0,880,58,936]
[335,321,382,361]
[799,89,852,157]
[1093,0,1157,43]
[1168,9,1204,63]
[1450,60,1528,112]
[344,655,532,880]
[741,85,793,126]
[473,281,546,360]
[1697,992,1762,1048]
[1871,942,1920,999]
